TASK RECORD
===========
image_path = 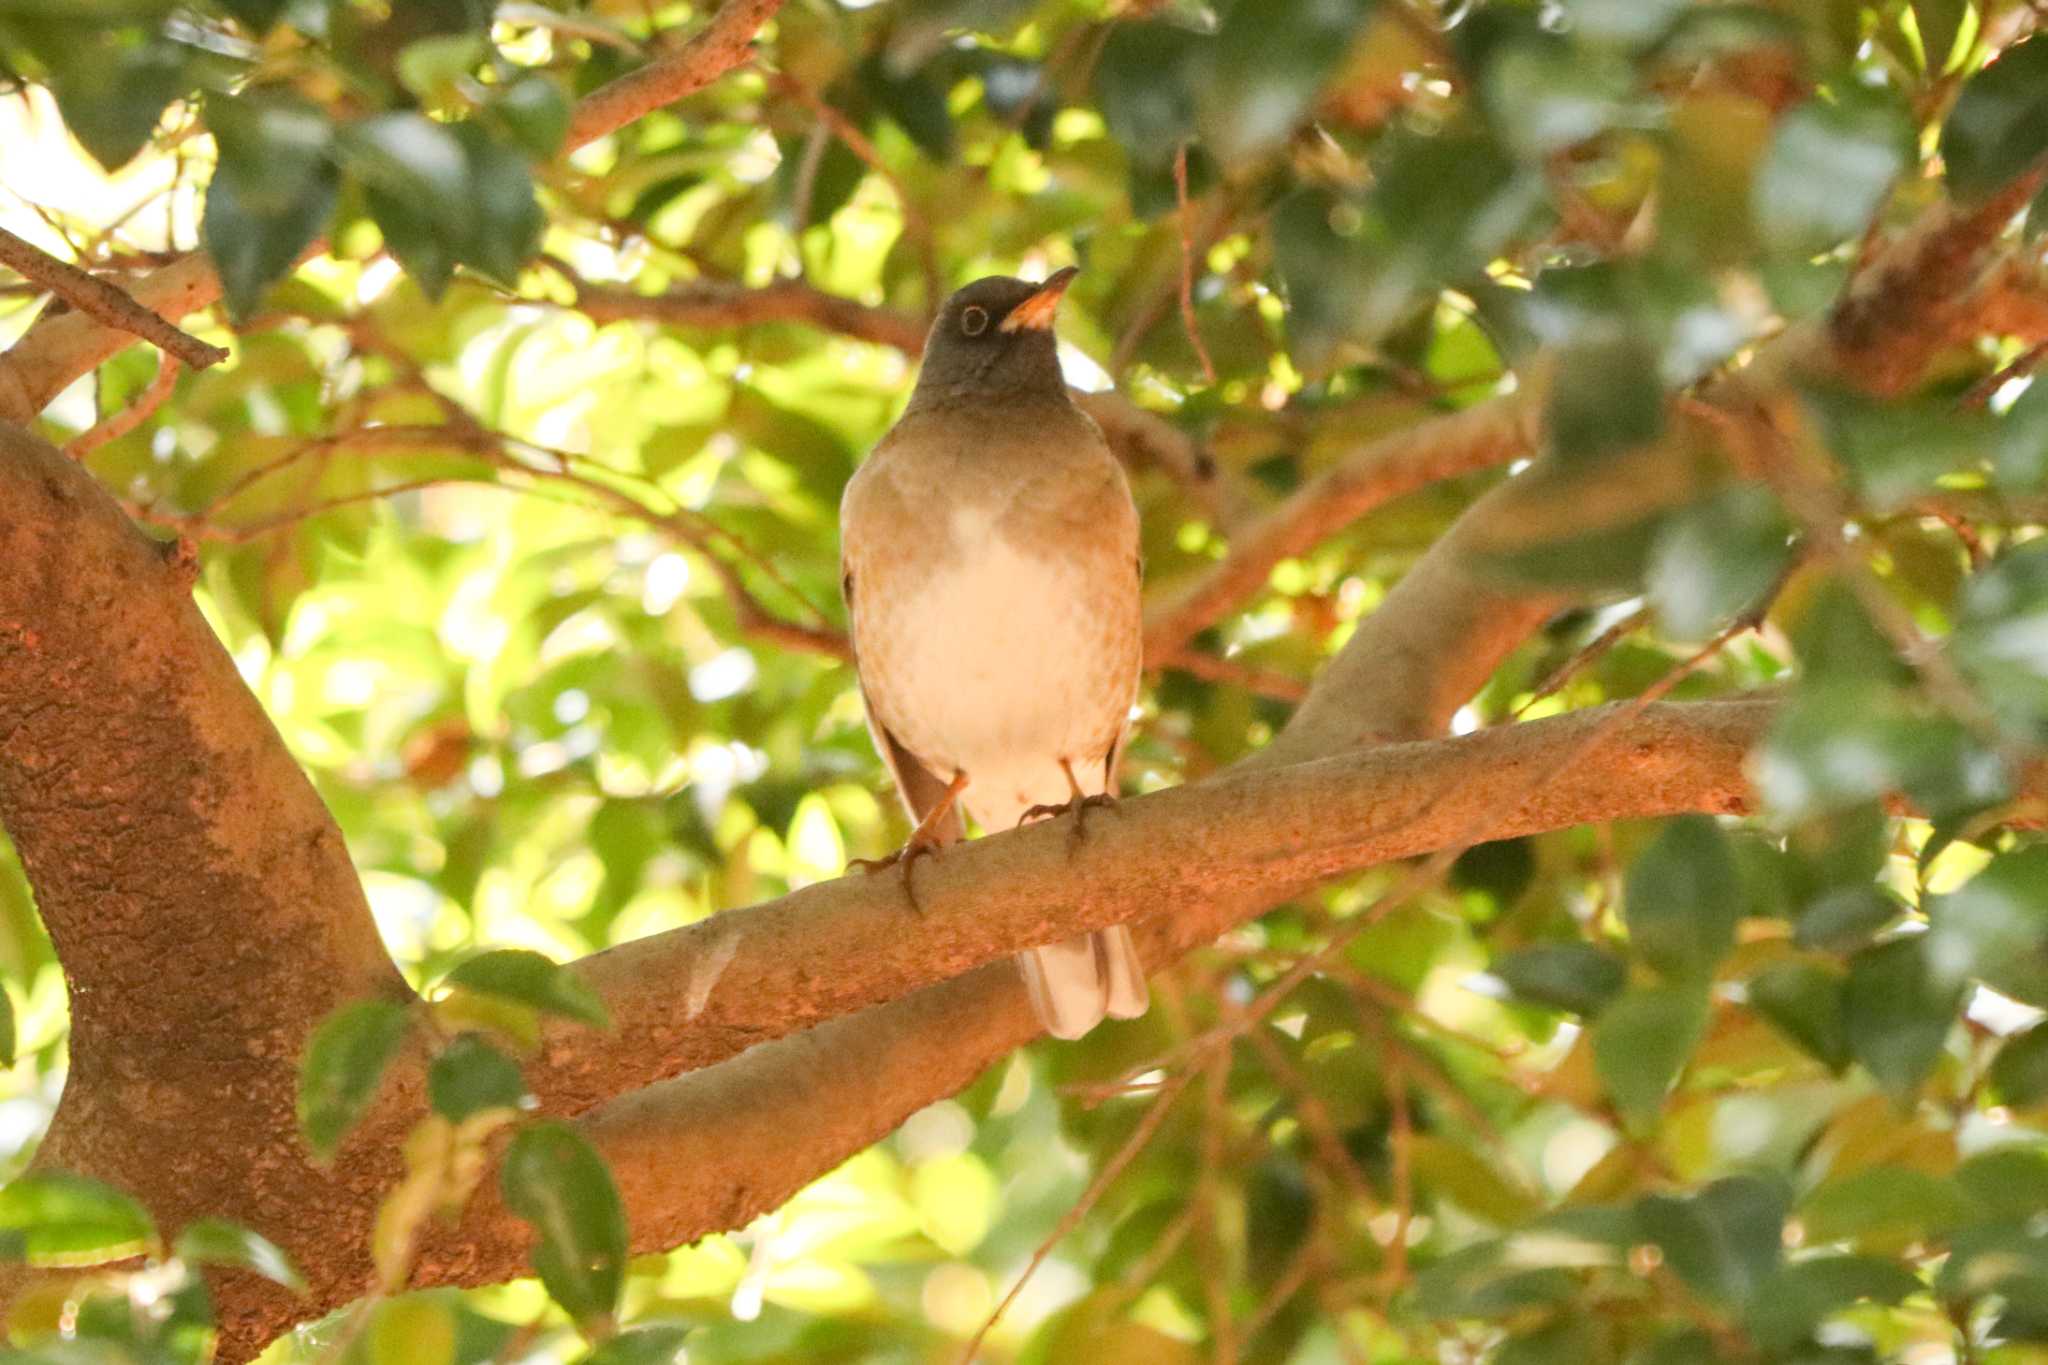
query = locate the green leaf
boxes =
[201,93,340,320]
[499,1122,628,1327]
[298,999,413,1161]
[1090,21,1206,174]
[1546,329,1666,464]
[1593,984,1709,1125]
[1798,1166,1978,1246]
[1928,847,2048,1005]
[53,36,194,172]
[1941,34,2048,202]
[1492,943,1626,1016]
[577,1327,689,1365]
[1744,1255,1923,1351]
[1745,959,1849,1071]
[173,1217,306,1292]
[1647,486,1793,639]
[1843,937,1961,1103]
[427,1034,530,1121]
[343,112,474,293]
[856,54,955,162]
[1953,538,2048,741]
[1483,37,1633,161]
[1991,1021,2048,1105]
[0,1173,154,1266]
[1997,374,2048,487]
[219,0,290,30]
[1635,1175,1788,1306]
[1803,386,1996,510]
[1623,816,1742,981]
[445,949,609,1028]
[452,124,543,287]
[1958,1147,2048,1216]
[490,71,571,159]
[1755,92,1911,257]
[1197,0,1373,164]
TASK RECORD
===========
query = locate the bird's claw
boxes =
[1018,791,1120,858]
[849,835,943,913]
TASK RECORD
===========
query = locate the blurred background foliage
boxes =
[5,0,2048,1361]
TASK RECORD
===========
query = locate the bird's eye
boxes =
[960,305,989,337]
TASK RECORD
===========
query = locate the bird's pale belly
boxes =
[860,536,1137,830]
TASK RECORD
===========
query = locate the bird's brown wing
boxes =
[865,699,965,846]
[842,562,965,847]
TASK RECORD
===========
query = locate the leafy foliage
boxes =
[4,0,2048,1361]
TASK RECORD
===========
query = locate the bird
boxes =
[839,268,1150,1040]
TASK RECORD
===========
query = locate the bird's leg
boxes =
[849,770,969,913]
[1018,757,1119,855]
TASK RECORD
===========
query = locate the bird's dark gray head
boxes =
[908,269,1077,409]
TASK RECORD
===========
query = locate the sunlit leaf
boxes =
[298,999,413,1161]
[499,1122,627,1327]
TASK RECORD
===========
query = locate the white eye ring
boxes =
[960,305,989,337]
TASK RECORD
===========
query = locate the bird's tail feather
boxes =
[1017,925,1149,1040]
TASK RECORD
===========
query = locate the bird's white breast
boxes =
[856,522,1136,831]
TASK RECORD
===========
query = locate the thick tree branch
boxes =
[0,420,418,1349]
[1141,390,1541,661]
[521,699,1773,1114]
[0,0,787,422]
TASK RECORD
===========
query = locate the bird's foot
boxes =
[1017,758,1121,858]
[850,769,968,914]
[849,833,944,913]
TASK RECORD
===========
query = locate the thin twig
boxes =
[0,226,227,372]
[958,1070,1194,1362]
[1174,144,1218,386]
[66,355,180,459]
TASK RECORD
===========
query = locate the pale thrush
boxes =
[839,269,1149,1040]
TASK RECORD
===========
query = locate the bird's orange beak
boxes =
[999,266,1080,333]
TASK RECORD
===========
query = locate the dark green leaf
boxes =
[1991,1021,2048,1105]
[1547,330,1666,464]
[453,124,543,287]
[1091,21,1206,174]
[1803,386,1995,510]
[298,999,413,1161]
[428,1034,530,1121]
[490,71,570,159]
[445,949,608,1027]
[1636,1175,1788,1306]
[856,55,954,162]
[1647,486,1793,639]
[1744,1255,1922,1350]
[1941,34,2048,202]
[219,0,289,30]
[499,1122,627,1327]
[1755,92,1910,257]
[577,1326,689,1365]
[174,1217,305,1291]
[1197,0,1373,163]
[1798,1165,1977,1245]
[1593,984,1709,1124]
[53,37,194,172]
[202,94,340,320]
[1843,937,1961,1102]
[1745,959,1849,1071]
[1623,816,1741,980]
[0,1173,154,1266]
[1483,37,1633,161]
[1958,1147,2048,1216]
